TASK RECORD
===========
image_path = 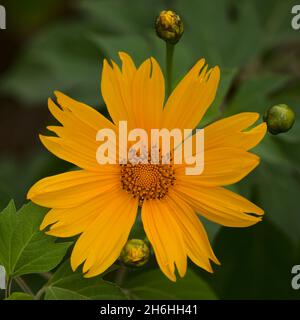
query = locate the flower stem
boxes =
[166,42,175,98]
[115,265,127,287]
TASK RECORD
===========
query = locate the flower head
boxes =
[27,52,266,281]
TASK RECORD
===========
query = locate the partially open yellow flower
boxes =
[27,52,266,281]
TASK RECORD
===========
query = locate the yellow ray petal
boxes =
[43,187,122,237]
[46,98,120,170]
[167,190,219,271]
[40,135,101,171]
[47,125,97,154]
[70,190,138,277]
[141,199,187,281]
[205,112,259,132]
[27,169,119,209]
[101,59,131,124]
[174,185,264,227]
[131,57,165,131]
[176,147,260,187]
[119,52,136,80]
[54,91,115,131]
[101,52,141,129]
[162,59,220,130]
[231,122,267,150]
[204,112,267,151]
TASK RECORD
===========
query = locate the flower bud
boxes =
[263,104,296,135]
[120,239,150,267]
[155,10,184,44]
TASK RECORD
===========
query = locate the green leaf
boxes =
[5,292,33,300]
[90,34,151,66]
[256,164,300,245]
[176,0,263,68]
[238,147,300,245]
[226,73,289,115]
[44,261,126,300]
[0,153,71,208]
[78,0,163,33]
[0,201,72,277]
[124,269,217,300]
[253,135,293,168]
[1,22,101,106]
[254,0,300,45]
[210,218,299,299]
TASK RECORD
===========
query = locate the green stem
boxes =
[35,286,46,300]
[166,42,175,98]
[5,277,12,299]
[15,277,34,297]
[115,265,127,287]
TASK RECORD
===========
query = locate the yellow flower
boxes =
[27,52,266,281]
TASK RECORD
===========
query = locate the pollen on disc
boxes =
[120,162,175,206]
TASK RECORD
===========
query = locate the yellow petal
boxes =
[70,189,138,277]
[43,187,122,237]
[176,147,260,186]
[162,59,220,130]
[40,135,100,171]
[204,112,267,151]
[131,57,165,131]
[141,199,187,281]
[174,185,264,227]
[168,190,219,271]
[101,52,148,130]
[54,91,115,131]
[101,57,132,125]
[46,98,118,170]
[119,52,136,80]
[102,53,165,132]
[28,169,119,208]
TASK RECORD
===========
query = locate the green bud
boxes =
[155,10,184,44]
[263,104,296,135]
[120,239,150,267]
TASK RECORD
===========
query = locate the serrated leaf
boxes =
[5,292,33,300]
[44,261,126,300]
[124,269,217,300]
[0,201,72,277]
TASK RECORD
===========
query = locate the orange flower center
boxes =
[120,162,175,206]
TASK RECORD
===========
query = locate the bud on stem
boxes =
[155,10,184,98]
[263,104,296,135]
[155,10,184,44]
[120,239,150,267]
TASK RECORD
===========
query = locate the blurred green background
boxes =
[0,0,300,299]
